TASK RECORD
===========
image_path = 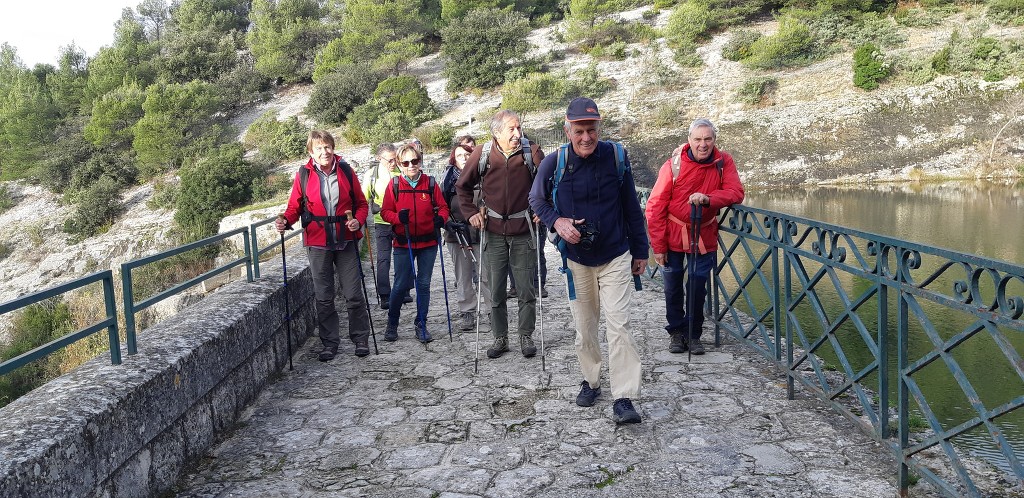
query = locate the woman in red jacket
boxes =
[275,130,371,361]
[645,118,745,355]
[380,143,449,343]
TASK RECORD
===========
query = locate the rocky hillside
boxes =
[2,5,1022,336]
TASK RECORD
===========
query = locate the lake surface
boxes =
[735,180,1024,476]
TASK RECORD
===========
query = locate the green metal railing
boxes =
[0,271,120,375]
[121,227,253,354]
[712,204,1024,497]
[250,216,303,279]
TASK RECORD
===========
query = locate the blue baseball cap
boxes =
[566,97,602,122]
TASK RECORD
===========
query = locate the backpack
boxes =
[477,136,537,178]
[298,159,356,227]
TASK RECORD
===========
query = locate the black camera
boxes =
[576,222,599,251]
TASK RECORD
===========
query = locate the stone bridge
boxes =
[0,242,936,497]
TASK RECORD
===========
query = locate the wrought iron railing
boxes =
[712,204,1024,497]
[0,271,120,375]
[121,228,253,353]
[250,216,303,279]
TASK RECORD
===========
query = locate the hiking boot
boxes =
[669,333,687,354]
[415,322,433,343]
[459,312,475,331]
[507,287,517,299]
[384,323,398,342]
[576,380,601,407]
[688,338,705,355]
[354,337,370,357]
[486,337,509,358]
[612,398,642,424]
[520,335,537,358]
[379,294,390,310]
[318,348,337,362]
[403,294,414,304]
[541,287,549,298]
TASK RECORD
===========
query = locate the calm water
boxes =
[737,180,1024,476]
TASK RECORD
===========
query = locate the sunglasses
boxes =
[400,158,421,166]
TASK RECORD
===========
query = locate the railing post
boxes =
[878,276,890,440]
[897,247,911,496]
[103,273,121,365]
[784,241,794,400]
[121,262,138,355]
[250,221,261,279]
[772,241,782,362]
[243,226,254,283]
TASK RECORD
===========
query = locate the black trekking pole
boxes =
[434,207,454,342]
[278,223,294,371]
[347,211,379,355]
[533,217,546,371]
[687,204,703,363]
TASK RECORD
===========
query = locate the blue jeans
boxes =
[388,244,438,327]
[662,250,715,338]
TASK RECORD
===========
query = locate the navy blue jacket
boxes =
[529,141,649,267]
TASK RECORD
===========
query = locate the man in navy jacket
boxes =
[529,98,649,424]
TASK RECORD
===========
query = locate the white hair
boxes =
[688,118,717,138]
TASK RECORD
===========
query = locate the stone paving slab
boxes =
[174,250,925,497]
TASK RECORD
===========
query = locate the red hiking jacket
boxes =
[380,174,450,249]
[281,156,368,248]
[645,144,745,255]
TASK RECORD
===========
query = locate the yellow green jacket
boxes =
[362,162,401,225]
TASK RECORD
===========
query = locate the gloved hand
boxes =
[398,209,410,224]
[444,220,463,233]
[433,215,445,230]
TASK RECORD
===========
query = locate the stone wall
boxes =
[0,250,315,498]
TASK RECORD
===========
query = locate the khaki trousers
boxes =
[566,251,641,400]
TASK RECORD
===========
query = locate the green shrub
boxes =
[722,30,762,61]
[673,41,705,67]
[0,185,14,214]
[175,144,261,241]
[845,13,907,49]
[62,176,126,240]
[664,0,714,49]
[0,241,11,261]
[344,76,440,145]
[441,8,531,91]
[244,112,309,163]
[502,72,570,112]
[893,6,952,27]
[414,123,457,151]
[988,0,1024,25]
[66,149,137,195]
[305,65,383,126]
[853,43,889,90]
[250,173,293,203]
[743,17,816,69]
[567,64,615,98]
[608,41,628,60]
[147,178,179,210]
[0,299,73,408]
[654,0,676,8]
[737,76,778,104]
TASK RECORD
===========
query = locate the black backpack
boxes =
[297,160,356,227]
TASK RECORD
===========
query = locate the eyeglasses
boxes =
[400,158,421,166]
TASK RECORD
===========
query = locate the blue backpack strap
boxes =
[611,141,627,184]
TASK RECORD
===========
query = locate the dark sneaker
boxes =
[688,338,705,355]
[318,348,337,362]
[459,312,475,331]
[486,337,509,358]
[541,287,549,298]
[384,324,398,342]
[520,335,537,358]
[354,338,370,357]
[403,294,414,304]
[669,333,687,354]
[416,322,433,343]
[612,398,642,424]
[507,287,517,299]
[576,380,601,407]
[379,294,390,310]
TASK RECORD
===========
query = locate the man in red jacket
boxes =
[644,118,745,355]
[275,131,371,361]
